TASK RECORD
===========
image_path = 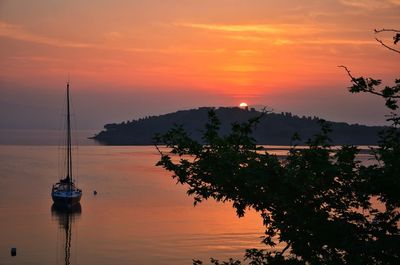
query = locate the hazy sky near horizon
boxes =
[1,0,399,129]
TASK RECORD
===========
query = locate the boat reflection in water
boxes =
[51,203,81,265]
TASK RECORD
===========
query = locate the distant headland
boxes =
[91,107,384,145]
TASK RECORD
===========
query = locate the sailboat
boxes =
[51,81,82,206]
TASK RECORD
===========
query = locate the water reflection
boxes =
[51,203,81,265]
[0,146,265,264]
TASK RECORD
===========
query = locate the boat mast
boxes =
[66,81,73,188]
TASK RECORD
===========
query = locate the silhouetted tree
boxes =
[155,30,400,265]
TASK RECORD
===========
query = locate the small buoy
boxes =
[11,247,16,256]
[93,190,97,195]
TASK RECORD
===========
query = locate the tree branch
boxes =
[373,28,400,54]
[338,65,354,81]
[338,65,380,96]
[154,143,164,156]
[374,28,400,34]
[279,243,291,256]
[375,37,400,54]
[338,65,400,99]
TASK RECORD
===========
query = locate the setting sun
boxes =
[239,102,248,108]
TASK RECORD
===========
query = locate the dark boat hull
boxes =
[52,192,82,207]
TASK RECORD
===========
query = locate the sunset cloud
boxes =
[0,21,226,55]
[174,22,335,38]
[227,35,376,46]
[124,47,225,54]
[339,0,400,9]
[0,21,92,48]
[175,23,284,33]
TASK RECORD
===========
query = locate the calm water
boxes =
[0,130,377,264]
[0,145,265,265]
[0,129,98,146]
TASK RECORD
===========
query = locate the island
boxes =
[91,107,384,145]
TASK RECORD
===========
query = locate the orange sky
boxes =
[0,0,399,129]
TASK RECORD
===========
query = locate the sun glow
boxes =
[239,102,248,108]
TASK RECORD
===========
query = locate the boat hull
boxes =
[52,191,82,207]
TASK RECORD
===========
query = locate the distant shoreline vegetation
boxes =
[91,107,384,145]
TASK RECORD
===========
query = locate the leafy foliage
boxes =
[155,30,400,264]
